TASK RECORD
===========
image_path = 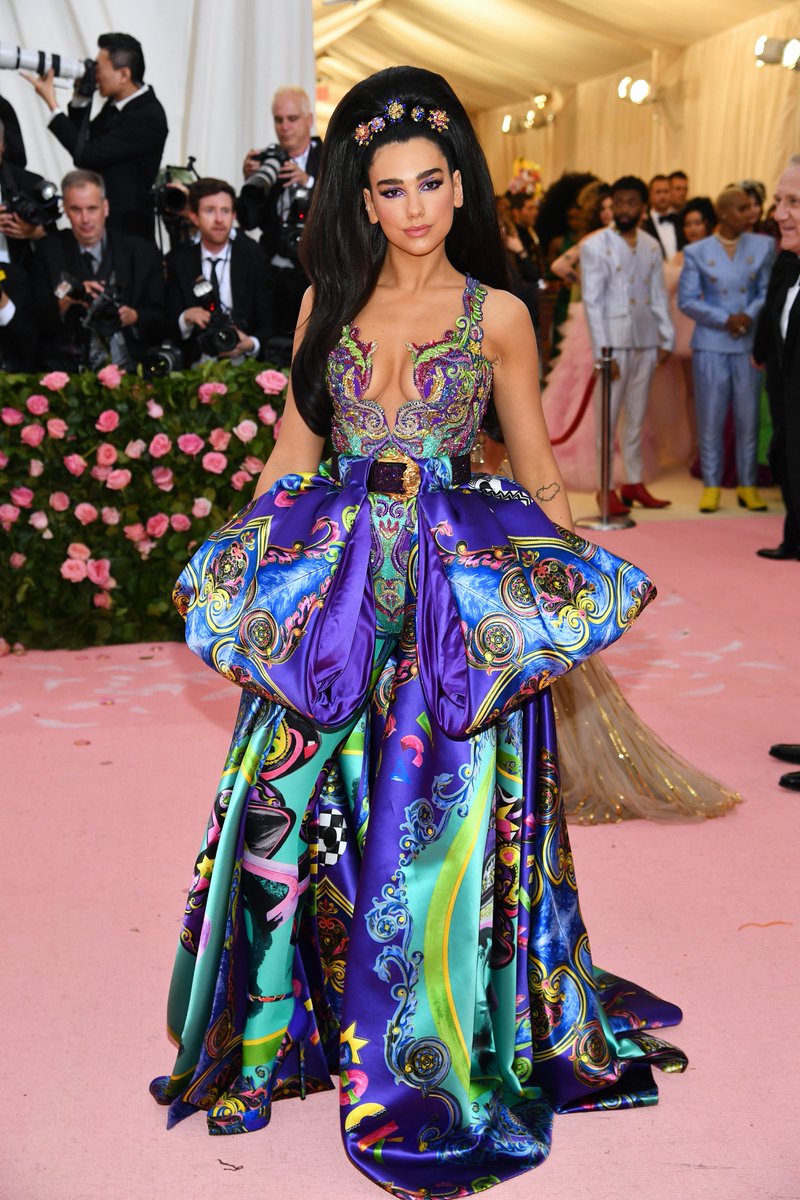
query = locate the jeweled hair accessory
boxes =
[354,100,450,146]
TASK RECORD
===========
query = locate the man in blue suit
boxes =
[678,188,774,512]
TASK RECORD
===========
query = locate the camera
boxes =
[141,340,184,378]
[278,185,311,262]
[192,277,238,357]
[1,179,60,227]
[54,273,123,339]
[0,41,96,96]
[152,158,200,250]
[248,143,289,192]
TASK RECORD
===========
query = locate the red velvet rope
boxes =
[549,370,597,446]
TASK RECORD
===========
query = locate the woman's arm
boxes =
[254,288,326,497]
[484,289,574,532]
[550,242,580,283]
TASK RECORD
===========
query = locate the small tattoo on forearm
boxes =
[534,481,561,503]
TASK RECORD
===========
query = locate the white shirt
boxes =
[48,82,150,122]
[780,277,800,340]
[649,210,677,259]
[179,237,259,358]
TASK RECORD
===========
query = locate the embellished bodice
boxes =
[326,275,492,460]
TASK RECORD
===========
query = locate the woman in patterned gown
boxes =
[151,66,687,1198]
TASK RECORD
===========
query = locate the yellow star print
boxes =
[340,1022,369,1064]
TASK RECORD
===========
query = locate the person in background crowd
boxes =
[753,157,800,562]
[643,174,678,258]
[0,260,36,371]
[23,32,168,241]
[668,170,689,212]
[497,194,542,344]
[0,117,53,272]
[678,187,774,513]
[0,94,27,167]
[31,168,164,371]
[166,177,274,367]
[581,175,674,513]
[237,87,322,343]
[732,179,768,235]
[549,180,613,285]
[507,191,544,269]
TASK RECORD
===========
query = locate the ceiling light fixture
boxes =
[617,76,656,104]
[754,35,800,69]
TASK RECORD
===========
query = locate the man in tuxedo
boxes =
[0,117,55,272]
[753,158,800,561]
[237,87,322,341]
[31,169,164,371]
[668,171,689,213]
[166,178,274,367]
[24,32,168,241]
[642,174,678,259]
[581,175,674,513]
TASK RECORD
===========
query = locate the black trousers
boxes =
[767,380,800,550]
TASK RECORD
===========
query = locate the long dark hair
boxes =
[292,65,508,435]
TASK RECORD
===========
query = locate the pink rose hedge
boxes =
[0,361,286,649]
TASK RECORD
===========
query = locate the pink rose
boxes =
[46,417,68,439]
[10,486,34,508]
[258,403,278,426]
[95,408,120,433]
[40,371,70,391]
[0,451,8,469]
[149,432,172,458]
[125,438,146,459]
[63,454,87,477]
[208,428,231,451]
[49,492,70,512]
[243,455,265,474]
[136,538,156,559]
[255,369,288,395]
[41,529,53,541]
[91,465,111,482]
[192,497,212,518]
[60,558,87,582]
[75,502,99,526]
[106,468,132,491]
[198,381,228,404]
[101,506,120,525]
[123,523,146,543]
[9,552,26,569]
[170,512,191,532]
[0,504,21,528]
[273,417,283,439]
[202,451,227,475]
[230,470,252,491]
[29,459,44,478]
[67,542,91,561]
[93,591,112,609]
[233,418,258,444]
[26,394,49,415]
[87,557,113,587]
[97,365,124,389]
[152,466,174,492]
[177,432,205,456]
[146,513,170,538]
[21,423,45,448]
[96,442,118,467]
[2,406,23,425]
[146,399,164,419]
[28,511,48,531]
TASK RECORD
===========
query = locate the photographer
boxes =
[0,263,37,371]
[237,87,321,338]
[31,168,164,371]
[166,177,274,367]
[0,117,56,272]
[24,32,167,241]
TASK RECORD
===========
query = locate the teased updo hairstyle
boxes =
[292,65,508,436]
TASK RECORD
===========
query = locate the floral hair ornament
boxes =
[354,101,450,147]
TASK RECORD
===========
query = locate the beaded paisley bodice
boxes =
[326,275,492,459]
[325,276,492,636]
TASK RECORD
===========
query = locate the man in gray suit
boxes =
[581,175,674,513]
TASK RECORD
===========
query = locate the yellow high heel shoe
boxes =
[736,487,768,512]
[699,487,721,513]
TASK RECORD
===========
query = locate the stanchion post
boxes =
[575,345,635,532]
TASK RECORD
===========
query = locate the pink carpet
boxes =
[2,514,797,1200]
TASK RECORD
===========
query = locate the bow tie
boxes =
[657,214,672,224]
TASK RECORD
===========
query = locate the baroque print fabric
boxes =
[152,277,687,1196]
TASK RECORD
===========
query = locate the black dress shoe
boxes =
[779,771,800,791]
[756,545,798,560]
[770,743,800,764]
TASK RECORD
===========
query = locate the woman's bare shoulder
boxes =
[480,286,534,339]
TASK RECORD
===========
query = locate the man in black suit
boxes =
[642,174,678,259]
[31,168,164,371]
[166,177,274,367]
[0,117,56,272]
[237,87,322,340]
[753,157,800,562]
[24,32,167,241]
[0,262,37,371]
[0,95,27,167]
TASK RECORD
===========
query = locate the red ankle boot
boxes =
[596,490,631,516]
[619,483,671,509]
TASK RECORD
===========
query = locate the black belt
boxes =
[331,451,471,499]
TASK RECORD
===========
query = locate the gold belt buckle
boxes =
[379,446,421,498]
